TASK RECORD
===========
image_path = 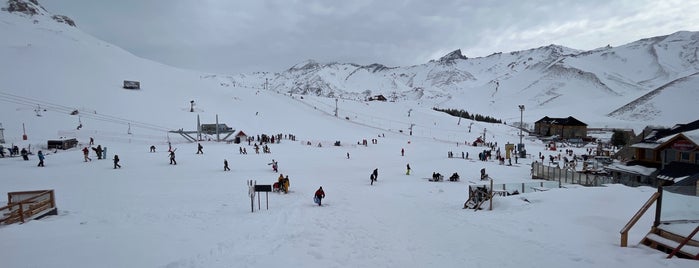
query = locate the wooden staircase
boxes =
[0,190,57,225]
[641,224,699,259]
[619,188,699,260]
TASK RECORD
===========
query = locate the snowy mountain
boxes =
[2,2,699,268]
[215,32,699,128]
[1,0,698,141]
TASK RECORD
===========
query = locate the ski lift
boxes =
[70,109,79,115]
[76,116,82,130]
[34,104,46,117]
[127,123,132,135]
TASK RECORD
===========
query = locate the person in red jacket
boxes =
[314,187,325,206]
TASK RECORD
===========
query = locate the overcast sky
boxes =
[41,0,699,74]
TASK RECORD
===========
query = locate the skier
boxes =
[270,159,278,172]
[406,163,411,175]
[373,168,378,181]
[314,186,325,206]
[169,150,177,165]
[401,148,404,156]
[113,155,121,169]
[347,152,350,159]
[89,137,94,146]
[224,159,230,171]
[82,147,91,162]
[370,173,376,185]
[37,150,44,167]
[196,143,203,154]
[150,145,156,152]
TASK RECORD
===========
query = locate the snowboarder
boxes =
[406,163,411,175]
[102,147,107,160]
[347,152,350,159]
[169,150,177,165]
[89,137,94,146]
[150,145,156,152]
[373,168,378,181]
[224,159,230,171]
[196,143,203,154]
[314,186,325,206]
[37,150,44,167]
[370,173,376,185]
[113,155,121,169]
[82,147,91,162]
[93,145,102,160]
[401,148,404,156]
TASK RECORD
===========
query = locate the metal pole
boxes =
[216,114,220,142]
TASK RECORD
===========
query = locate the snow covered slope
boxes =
[217,32,699,128]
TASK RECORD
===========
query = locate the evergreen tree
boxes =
[611,129,629,147]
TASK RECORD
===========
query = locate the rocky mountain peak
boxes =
[438,49,468,63]
[2,0,76,27]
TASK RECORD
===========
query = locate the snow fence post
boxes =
[248,180,256,213]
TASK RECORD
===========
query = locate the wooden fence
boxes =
[0,190,57,225]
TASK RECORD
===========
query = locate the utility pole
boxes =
[518,105,525,157]
[335,98,338,117]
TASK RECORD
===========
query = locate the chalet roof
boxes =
[631,131,699,150]
[604,163,657,176]
[535,116,587,126]
[630,142,661,150]
[236,130,248,137]
[656,161,699,182]
[643,119,699,141]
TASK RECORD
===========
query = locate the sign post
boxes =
[254,185,272,210]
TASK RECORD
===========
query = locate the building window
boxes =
[680,152,690,162]
[644,149,654,160]
[665,149,676,163]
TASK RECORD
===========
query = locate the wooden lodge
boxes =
[534,116,587,139]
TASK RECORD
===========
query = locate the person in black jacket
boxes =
[314,187,325,206]
[113,155,121,169]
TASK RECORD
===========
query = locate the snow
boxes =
[0,5,698,268]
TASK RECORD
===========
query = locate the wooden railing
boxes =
[0,190,56,225]
[667,225,699,259]
[620,191,660,247]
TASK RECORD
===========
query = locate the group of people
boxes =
[0,145,22,158]
[275,174,291,193]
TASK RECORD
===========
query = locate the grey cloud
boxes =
[41,0,699,73]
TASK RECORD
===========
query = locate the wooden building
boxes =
[608,123,699,187]
[47,138,78,150]
[123,80,140,89]
[534,116,587,139]
[631,130,699,169]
